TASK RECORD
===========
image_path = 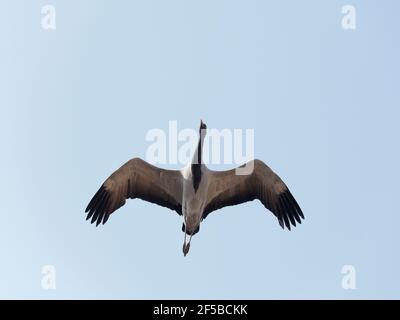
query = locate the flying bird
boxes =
[85,121,304,256]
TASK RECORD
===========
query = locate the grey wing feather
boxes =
[85,158,183,226]
[203,159,304,230]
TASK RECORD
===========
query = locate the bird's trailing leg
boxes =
[182,226,193,257]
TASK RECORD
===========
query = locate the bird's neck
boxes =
[191,128,205,191]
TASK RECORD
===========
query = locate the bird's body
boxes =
[85,121,304,256]
[181,163,207,235]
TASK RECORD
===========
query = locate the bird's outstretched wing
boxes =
[203,159,304,230]
[85,158,183,226]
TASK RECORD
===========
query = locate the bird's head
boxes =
[200,120,207,132]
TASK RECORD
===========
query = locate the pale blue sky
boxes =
[0,1,399,299]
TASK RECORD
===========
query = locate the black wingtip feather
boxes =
[85,186,105,213]
[102,213,110,224]
[86,210,94,221]
[96,194,110,227]
[275,200,287,230]
[282,197,296,227]
[86,205,97,221]
[85,185,113,227]
[276,189,305,231]
[277,198,291,230]
[283,192,302,224]
[93,193,109,225]
[282,193,300,225]
[90,191,107,224]
[286,190,304,219]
